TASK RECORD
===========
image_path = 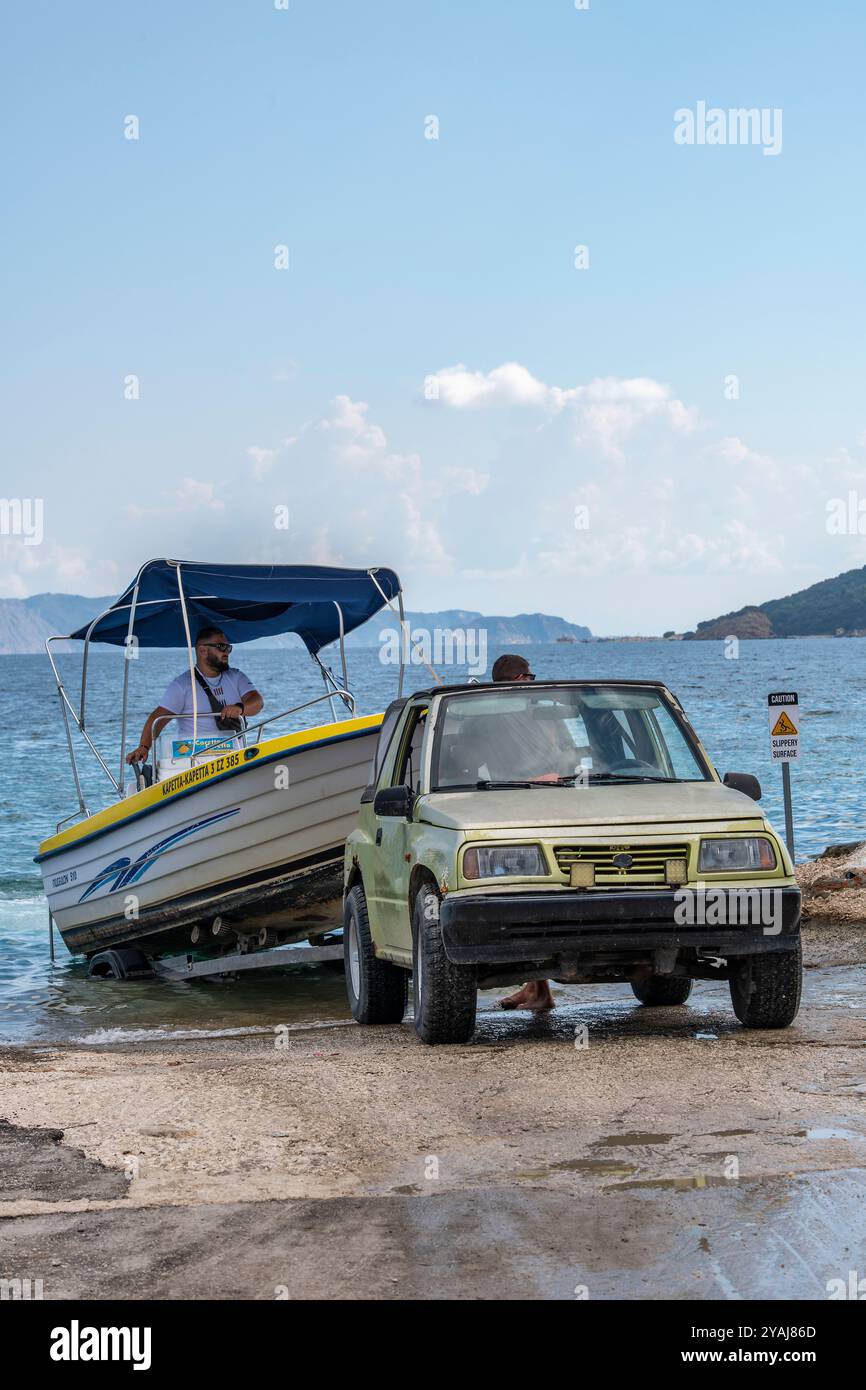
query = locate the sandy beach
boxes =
[2,884,865,1300]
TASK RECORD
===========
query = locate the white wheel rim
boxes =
[348,916,361,997]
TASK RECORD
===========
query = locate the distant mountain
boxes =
[686,565,866,640]
[0,593,115,654]
[346,609,591,648]
[0,592,591,654]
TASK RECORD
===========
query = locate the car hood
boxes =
[417,781,763,831]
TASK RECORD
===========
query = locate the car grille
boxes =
[553,842,690,886]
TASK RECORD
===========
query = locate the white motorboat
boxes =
[35,560,406,969]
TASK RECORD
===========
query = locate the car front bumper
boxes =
[439,886,801,965]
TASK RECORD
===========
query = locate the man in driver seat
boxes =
[488,653,579,784]
[126,626,264,765]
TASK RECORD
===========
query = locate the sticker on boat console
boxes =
[160,751,243,797]
[172,737,228,757]
[78,808,239,902]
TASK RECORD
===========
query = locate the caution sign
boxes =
[768,691,800,762]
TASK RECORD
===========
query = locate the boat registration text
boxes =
[161,750,244,798]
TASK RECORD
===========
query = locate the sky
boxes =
[2,0,865,634]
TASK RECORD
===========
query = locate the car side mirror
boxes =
[723,772,762,801]
[373,785,414,818]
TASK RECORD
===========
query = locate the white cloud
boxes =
[708,436,778,480]
[319,394,387,462]
[224,396,455,580]
[429,362,701,461]
[537,518,784,580]
[822,445,866,484]
[175,478,225,512]
[440,466,490,495]
[126,477,226,521]
[9,367,863,638]
[569,377,701,459]
[307,523,342,566]
[432,361,554,409]
[0,539,119,598]
[246,446,276,479]
[399,491,450,567]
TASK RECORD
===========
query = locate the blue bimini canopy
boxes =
[68,560,402,654]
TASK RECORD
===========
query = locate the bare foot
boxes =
[499,980,555,1012]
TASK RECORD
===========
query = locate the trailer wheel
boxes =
[343,884,407,1025]
[411,882,477,1045]
[729,941,802,1029]
[631,976,693,1006]
[88,947,153,980]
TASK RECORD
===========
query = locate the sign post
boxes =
[768,691,799,860]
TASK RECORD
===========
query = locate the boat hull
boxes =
[36,716,381,957]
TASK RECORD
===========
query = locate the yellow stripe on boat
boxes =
[37,713,383,859]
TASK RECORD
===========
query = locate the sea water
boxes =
[1,638,862,1043]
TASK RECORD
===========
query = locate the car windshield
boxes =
[431,685,709,789]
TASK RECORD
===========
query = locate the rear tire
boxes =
[631,975,693,1006]
[729,941,802,1029]
[343,884,407,1025]
[411,882,477,1044]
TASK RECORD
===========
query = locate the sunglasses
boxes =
[202,642,232,653]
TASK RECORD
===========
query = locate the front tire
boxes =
[729,941,802,1029]
[631,975,693,1006]
[343,884,407,1025]
[412,882,477,1044]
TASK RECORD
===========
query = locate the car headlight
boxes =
[698,837,777,872]
[462,844,547,880]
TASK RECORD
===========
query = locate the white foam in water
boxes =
[77,1019,356,1045]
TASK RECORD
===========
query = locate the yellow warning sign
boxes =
[771,711,798,737]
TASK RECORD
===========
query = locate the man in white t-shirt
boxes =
[126,626,264,764]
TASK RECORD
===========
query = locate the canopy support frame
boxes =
[367,566,440,693]
[46,636,120,800]
[47,640,89,821]
[173,561,199,757]
[117,577,141,795]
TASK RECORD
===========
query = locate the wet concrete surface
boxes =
[0,1121,129,1203]
[0,958,864,1300]
[1,1170,863,1300]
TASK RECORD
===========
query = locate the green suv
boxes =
[342,681,801,1044]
